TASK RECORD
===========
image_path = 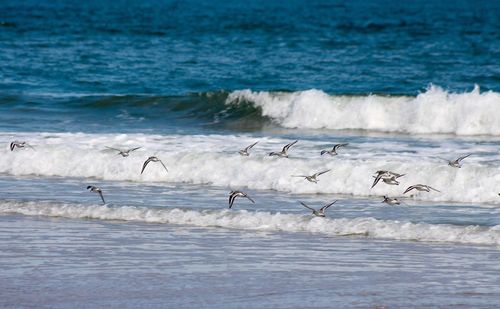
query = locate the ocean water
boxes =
[1,0,500,308]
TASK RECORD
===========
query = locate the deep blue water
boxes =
[1,0,499,133]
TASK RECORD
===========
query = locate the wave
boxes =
[225,85,500,135]
[5,85,498,135]
[1,133,499,204]
[2,201,499,246]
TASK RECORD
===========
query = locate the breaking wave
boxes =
[226,85,500,135]
[2,201,499,246]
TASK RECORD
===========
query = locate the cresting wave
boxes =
[226,85,500,135]
[1,133,499,204]
[1,201,499,246]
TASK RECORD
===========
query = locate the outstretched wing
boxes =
[333,143,348,151]
[98,191,106,204]
[428,186,441,193]
[299,202,315,211]
[105,146,122,152]
[456,154,471,163]
[141,158,152,174]
[159,160,169,173]
[245,141,258,152]
[229,193,236,208]
[321,200,337,211]
[245,194,255,204]
[128,147,142,153]
[314,169,331,177]
[403,186,415,194]
[282,140,298,152]
[371,175,382,188]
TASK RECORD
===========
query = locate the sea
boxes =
[1,0,499,308]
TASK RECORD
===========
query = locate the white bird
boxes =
[269,140,298,158]
[239,141,258,156]
[228,191,255,209]
[87,186,106,204]
[141,156,168,174]
[447,154,471,168]
[105,146,141,157]
[371,170,405,188]
[292,169,331,183]
[10,141,34,151]
[403,184,440,194]
[320,143,348,156]
[299,200,337,217]
[382,196,401,205]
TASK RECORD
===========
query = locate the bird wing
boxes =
[428,186,441,192]
[245,141,258,151]
[229,194,236,208]
[98,191,106,204]
[159,160,169,173]
[371,175,382,188]
[10,143,15,151]
[333,143,348,151]
[283,140,298,152]
[457,154,471,162]
[128,147,141,152]
[245,195,255,204]
[403,186,415,194]
[141,158,152,174]
[300,202,315,211]
[321,200,337,211]
[105,146,122,152]
[315,169,331,177]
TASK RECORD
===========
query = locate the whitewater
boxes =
[2,132,499,204]
[226,85,500,135]
[2,201,499,246]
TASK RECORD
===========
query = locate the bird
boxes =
[403,184,440,194]
[320,143,348,156]
[141,156,168,174]
[299,200,337,217]
[382,196,401,205]
[371,171,405,188]
[228,191,255,209]
[87,186,106,204]
[238,141,258,156]
[10,141,34,151]
[292,169,331,183]
[447,154,471,168]
[105,146,141,157]
[269,140,298,158]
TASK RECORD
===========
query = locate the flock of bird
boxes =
[8,139,481,218]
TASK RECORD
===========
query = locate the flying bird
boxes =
[299,200,337,217]
[447,154,471,168]
[382,196,401,205]
[239,141,258,156]
[403,184,440,194]
[371,170,405,188]
[292,169,331,183]
[105,146,141,157]
[10,141,34,151]
[320,143,348,156]
[269,140,298,158]
[228,191,255,209]
[87,185,106,204]
[141,156,168,174]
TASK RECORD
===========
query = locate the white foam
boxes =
[2,201,499,246]
[1,132,499,204]
[226,85,500,135]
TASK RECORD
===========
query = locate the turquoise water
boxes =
[1,0,499,308]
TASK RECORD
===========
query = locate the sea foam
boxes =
[1,132,499,204]
[2,201,499,246]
